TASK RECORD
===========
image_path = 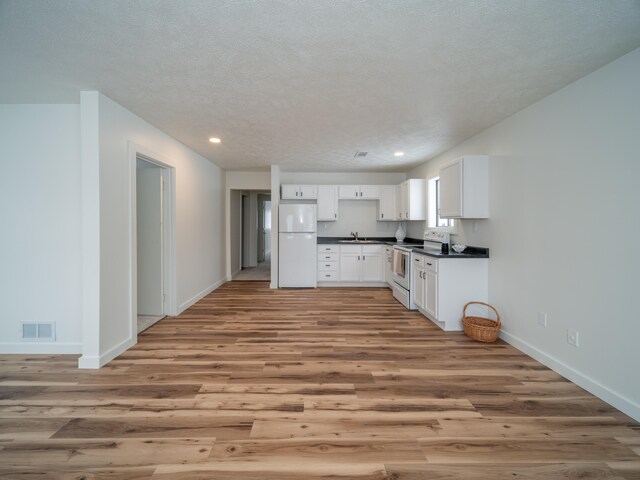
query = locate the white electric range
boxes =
[391,230,450,309]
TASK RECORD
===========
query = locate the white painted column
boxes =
[78,91,101,369]
[270,165,280,288]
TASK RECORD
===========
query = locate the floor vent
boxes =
[354,151,368,158]
[21,322,55,341]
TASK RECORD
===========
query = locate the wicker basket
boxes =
[462,302,501,342]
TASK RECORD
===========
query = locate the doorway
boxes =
[136,157,166,333]
[232,190,271,281]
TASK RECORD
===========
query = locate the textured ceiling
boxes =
[2,1,640,172]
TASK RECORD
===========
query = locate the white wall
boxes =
[80,92,226,367]
[0,104,82,353]
[318,200,400,238]
[405,48,640,420]
[270,166,280,288]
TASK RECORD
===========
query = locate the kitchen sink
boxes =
[338,239,380,244]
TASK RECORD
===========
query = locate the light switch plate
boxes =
[567,329,579,347]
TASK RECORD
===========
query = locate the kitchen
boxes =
[2,2,639,477]
[278,156,490,332]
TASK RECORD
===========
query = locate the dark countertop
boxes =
[411,246,489,259]
[317,236,423,247]
[317,237,489,258]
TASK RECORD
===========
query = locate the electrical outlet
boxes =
[538,312,547,327]
[567,329,579,347]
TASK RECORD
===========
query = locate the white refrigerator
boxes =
[279,204,317,288]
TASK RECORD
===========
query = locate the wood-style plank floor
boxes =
[1,281,638,479]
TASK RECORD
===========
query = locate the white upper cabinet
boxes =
[317,185,338,221]
[338,185,380,199]
[378,185,397,221]
[399,179,426,220]
[359,185,380,199]
[281,184,317,200]
[439,155,489,218]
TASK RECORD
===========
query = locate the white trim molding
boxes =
[178,278,226,314]
[499,329,640,422]
[0,343,82,355]
[79,336,136,369]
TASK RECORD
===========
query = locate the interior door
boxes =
[137,165,164,315]
[263,200,271,258]
[257,195,266,263]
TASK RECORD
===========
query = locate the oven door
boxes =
[392,248,410,290]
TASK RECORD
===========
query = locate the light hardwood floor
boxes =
[1,281,638,479]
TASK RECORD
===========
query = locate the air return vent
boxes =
[21,322,55,341]
[354,151,368,158]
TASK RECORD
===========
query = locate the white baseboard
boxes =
[499,329,640,422]
[78,335,136,369]
[0,343,82,354]
[231,268,241,279]
[177,277,226,314]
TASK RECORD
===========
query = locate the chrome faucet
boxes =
[350,231,359,241]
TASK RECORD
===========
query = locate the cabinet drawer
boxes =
[317,244,338,254]
[318,261,338,272]
[318,271,339,281]
[340,245,361,254]
[424,257,438,273]
[318,253,338,262]
[412,254,425,268]
[362,244,382,254]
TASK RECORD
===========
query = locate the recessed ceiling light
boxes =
[209,137,221,143]
[394,151,404,157]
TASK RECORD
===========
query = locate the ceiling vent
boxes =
[354,151,368,158]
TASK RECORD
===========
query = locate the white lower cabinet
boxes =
[317,245,339,282]
[339,245,384,282]
[384,246,393,285]
[423,266,438,319]
[338,253,361,281]
[318,244,386,284]
[412,265,425,310]
[361,248,383,281]
[411,252,487,331]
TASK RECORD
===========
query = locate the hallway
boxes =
[233,253,271,281]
